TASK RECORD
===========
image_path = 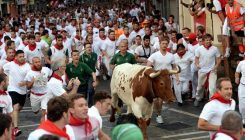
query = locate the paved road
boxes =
[16,78,244,140]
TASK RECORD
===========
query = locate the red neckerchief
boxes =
[31,66,42,72]
[28,43,37,51]
[124,33,129,38]
[177,51,186,58]
[99,35,106,40]
[204,45,212,50]
[0,41,2,46]
[0,90,7,95]
[209,92,232,104]
[13,59,26,66]
[0,35,3,39]
[192,41,198,46]
[166,48,171,52]
[63,37,67,42]
[4,29,9,32]
[11,36,16,39]
[23,42,28,46]
[52,73,63,82]
[109,37,115,41]
[6,57,14,62]
[4,46,8,53]
[54,44,64,50]
[211,129,238,140]
[75,35,81,40]
[38,120,70,140]
[69,114,92,136]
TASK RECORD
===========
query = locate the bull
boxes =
[109,63,180,139]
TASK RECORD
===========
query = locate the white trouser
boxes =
[222,18,230,36]
[30,93,46,112]
[191,63,198,98]
[173,79,189,103]
[195,71,217,101]
[238,84,245,123]
[103,57,112,76]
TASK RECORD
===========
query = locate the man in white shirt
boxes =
[194,34,221,107]
[66,94,111,140]
[173,44,193,106]
[128,22,145,46]
[43,59,80,110]
[198,77,236,138]
[101,30,116,76]
[211,110,243,140]
[0,73,13,115]
[24,34,43,63]
[28,97,70,140]
[147,36,177,124]
[135,35,156,65]
[165,15,178,34]
[3,50,31,137]
[235,58,245,125]
[25,57,52,123]
[10,28,22,48]
[0,47,15,73]
[88,91,112,128]
[116,26,130,47]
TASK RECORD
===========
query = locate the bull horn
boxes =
[149,71,161,78]
[168,65,181,74]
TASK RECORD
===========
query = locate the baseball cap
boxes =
[112,124,143,140]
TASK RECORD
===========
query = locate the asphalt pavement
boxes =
[16,77,244,140]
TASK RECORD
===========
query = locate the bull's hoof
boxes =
[109,116,116,122]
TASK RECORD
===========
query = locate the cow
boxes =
[109,63,180,140]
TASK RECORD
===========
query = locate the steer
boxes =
[109,63,179,140]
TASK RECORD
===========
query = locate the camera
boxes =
[206,3,214,9]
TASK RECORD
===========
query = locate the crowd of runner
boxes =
[0,0,244,140]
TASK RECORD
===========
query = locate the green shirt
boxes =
[110,52,136,65]
[41,36,52,46]
[66,62,93,85]
[80,52,97,72]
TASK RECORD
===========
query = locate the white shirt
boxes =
[88,106,102,128]
[101,38,116,58]
[116,34,129,47]
[135,46,156,58]
[213,132,234,140]
[3,62,31,94]
[195,45,221,73]
[24,67,52,94]
[236,60,245,87]
[128,29,145,46]
[148,51,175,70]
[173,52,194,81]
[165,22,178,32]
[213,0,222,12]
[24,44,43,63]
[199,99,236,137]
[28,129,67,140]
[11,36,22,48]
[0,93,13,114]
[44,77,66,109]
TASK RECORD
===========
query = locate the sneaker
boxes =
[156,115,163,124]
[102,75,107,80]
[13,127,22,137]
[194,100,199,107]
[178,102,183,107]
